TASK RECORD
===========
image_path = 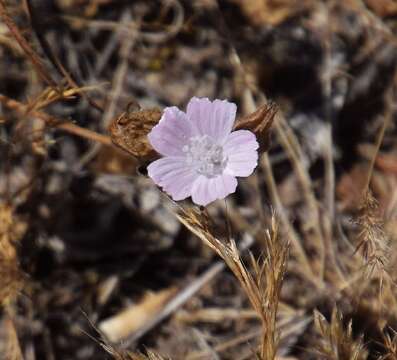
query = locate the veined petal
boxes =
[224,130,259,177]
[148,107,193,156]
[148,157,197,201]
[186,97,236,142]
[191,174,237,206]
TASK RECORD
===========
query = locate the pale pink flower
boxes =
[147,97,259,206]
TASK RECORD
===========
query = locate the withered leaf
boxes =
[233,101,278,153]
[109,106,162,163]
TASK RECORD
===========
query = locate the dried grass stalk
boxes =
[380,329,397,360]
[354,191,389,276]
[135,351,169,360]
[314,308,368,360]
[102,341,168,360]
[176,208,289,359]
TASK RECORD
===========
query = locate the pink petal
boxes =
[223,130,259,177]
[148,157,197,201]
[191,174,237,206]
[148,107,193,156]
[186,97,236,142]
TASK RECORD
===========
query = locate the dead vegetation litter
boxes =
[0,0,397,359]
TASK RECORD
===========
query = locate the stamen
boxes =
[183,135,227,177]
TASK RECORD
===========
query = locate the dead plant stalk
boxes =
[0,94,112,147]
[176,208,289,360]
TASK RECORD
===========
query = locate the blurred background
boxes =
[0,0,397,359]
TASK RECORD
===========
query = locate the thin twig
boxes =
[321,2,336,224]
[0,94,112,146]
[102,11,137,127]
[319,2,340,285]
[62,0,184,44]
[26,0,104,113]
[0,0,57,87]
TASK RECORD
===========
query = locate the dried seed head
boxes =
[233,101,277,153]
[109,105,162,162]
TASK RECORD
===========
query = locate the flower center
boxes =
[183,135,227,178]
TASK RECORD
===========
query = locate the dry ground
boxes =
[0,1,397,359]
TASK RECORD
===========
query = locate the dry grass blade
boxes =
[29,84,106,112]
[176,208,289,359]
[314,308,368,360]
